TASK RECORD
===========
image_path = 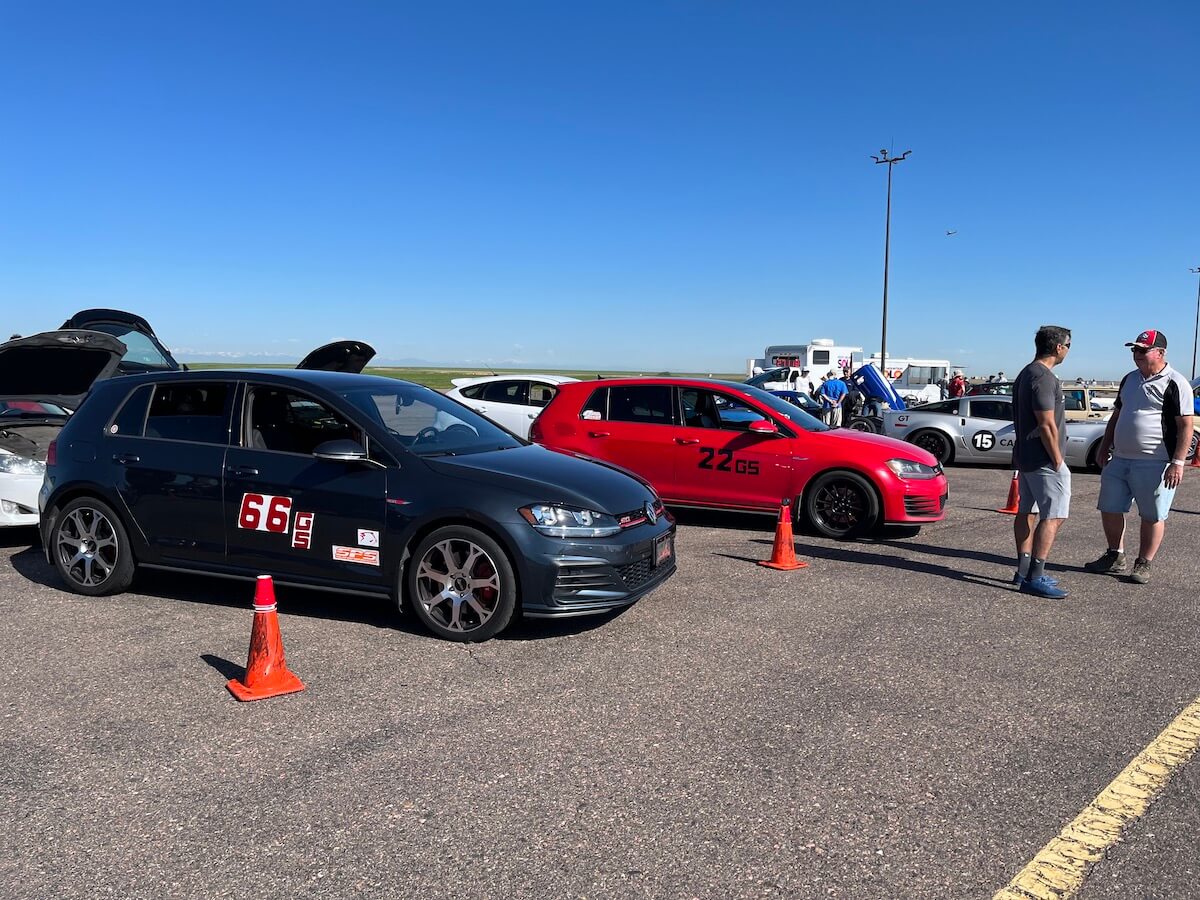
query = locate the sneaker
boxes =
[1130,558,1152,584]
[1013,571,1058,585]
[1020,575,1069,599]
[1084,549,1126,574]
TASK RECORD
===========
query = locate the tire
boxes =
[51,497,136,596]
[405,525,517,642]
[1189,431,1199,462]
[803,472,881,540]
[846,416,881,434]
[910,429,953,465]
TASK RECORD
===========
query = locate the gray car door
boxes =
[962,398,1016,462]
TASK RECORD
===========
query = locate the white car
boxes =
[446,374,579,438]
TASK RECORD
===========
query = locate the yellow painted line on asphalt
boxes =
[993,695,1200,900]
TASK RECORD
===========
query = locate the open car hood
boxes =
[60,307,160,337]
[0,330,127,408]
[296,341,376,373]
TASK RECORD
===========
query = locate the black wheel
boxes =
[51,497,135,596]
[803,472,881,540]
[846,416,881,434]
[405,525,516,641]
[910,429,953,465]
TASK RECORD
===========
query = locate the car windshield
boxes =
[737,384,829,432]
[84,322,178,371]
[340,382,524,457]
[744,367,789,389]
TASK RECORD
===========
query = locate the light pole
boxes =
[1190,267,1200,380]
[870,148,910,380]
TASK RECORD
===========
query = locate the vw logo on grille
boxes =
[645,501,657,524]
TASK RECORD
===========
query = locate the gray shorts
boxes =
[1018,463,1071,520]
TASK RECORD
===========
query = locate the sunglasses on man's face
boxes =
[1131,347,1157,355]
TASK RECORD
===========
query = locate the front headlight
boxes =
[0,452,45,477]
[519,504,622,538]
[886,458,940,480]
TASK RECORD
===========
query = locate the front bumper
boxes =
[882,473,949,524]
[0,472,42,528]
[513,516,678,618]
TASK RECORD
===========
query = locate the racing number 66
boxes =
[238,493,293,533]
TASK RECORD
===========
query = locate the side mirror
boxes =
[748,420,779,434]
[313,439,369,462]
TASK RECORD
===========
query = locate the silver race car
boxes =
[881,395,1109,469]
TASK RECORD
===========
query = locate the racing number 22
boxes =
[238,493,293,533]
[698,447,759,475]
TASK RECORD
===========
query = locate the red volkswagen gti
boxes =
[532,378,948,539]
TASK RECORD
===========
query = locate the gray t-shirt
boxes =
[1013,361,1065,471]
[1112,363,1194,461]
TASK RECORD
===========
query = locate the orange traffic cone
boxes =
[758,498,809,570]
[226,575,306,702]
[997,470,1020,515]
[1189,446,1200,468]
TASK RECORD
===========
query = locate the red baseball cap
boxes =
[1125,329,1167,350]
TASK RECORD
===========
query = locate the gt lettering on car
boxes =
[332,545,380,566]
[971,431,995,451]
[697,447,759,475]
[292,512,315,549]
[238,493,293,533]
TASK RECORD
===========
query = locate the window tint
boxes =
[459,384,485,400]
[247,387,362,455]
[607,385,675,425]
[920,400,961,415]
[481,380,528,405]
[528,382,558,408]
[108,384,153,437]
[969,400,1013,421]
[681,389,720,429]
[145,383,231,444]
[580,388,607,419]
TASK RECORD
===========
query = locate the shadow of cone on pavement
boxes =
[226,575,306,702]
[997,470,1020,515]
[759,498,809,570]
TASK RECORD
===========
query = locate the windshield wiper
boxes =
[418,450,459,458]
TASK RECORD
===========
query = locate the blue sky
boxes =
[2,2,1198,380]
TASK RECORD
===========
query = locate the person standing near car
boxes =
[818,370,847,427]
[1084,330,1193,584]
[1012,325,1072,599]
[949,371,967,398]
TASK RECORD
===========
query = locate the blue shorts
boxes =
[1097,457,1177,523]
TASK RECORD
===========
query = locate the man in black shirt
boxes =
[1011,325,1072,598]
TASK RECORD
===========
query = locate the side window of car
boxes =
[107,384,154,437]
[459,384,485,400]
[1063,390,1085,411]
[528,383,558,408]
[580,388,607,419]
[481,381,528,405]
[969,400,1013,421]
[920,400,960,415]
[714,394,767,431]
[681,389,720,429]
[144,383,232,444]
[607,386,676,425]
[246,387,362,455]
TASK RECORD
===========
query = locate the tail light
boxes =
[529,418,543,443]
[46,440,57,466]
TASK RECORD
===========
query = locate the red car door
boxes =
[671,388,796,510]
[569,383,677,490]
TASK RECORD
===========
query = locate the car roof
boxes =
[450,373,580,389]
[559,376,758,393]
[101,367,423,394]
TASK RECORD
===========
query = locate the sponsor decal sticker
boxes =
[333,545,380,566]
[292,512,315,549]
[238,493,293,533]
[582,410,602,420]
[357,529,379,547]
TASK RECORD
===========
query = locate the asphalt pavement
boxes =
[1,465,1198,899]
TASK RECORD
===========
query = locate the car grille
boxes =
[616,554,655,591]
[904,493,946,517]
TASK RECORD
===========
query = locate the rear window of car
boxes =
[606,386,676,425]
[481,381,528,405]
[108,384,154,437]
[144,383,231,444]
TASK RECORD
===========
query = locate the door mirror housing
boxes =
[748,420,779,434]
[313,439,370,462]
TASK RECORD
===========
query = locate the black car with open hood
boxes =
[59,308,183,374]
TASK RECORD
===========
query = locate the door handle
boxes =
[587,431,610,438]
[527,412,536,418]
[112,453,140,465]
[674,438,701,445]
[226,466,259,478]
[477,406,488,413]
